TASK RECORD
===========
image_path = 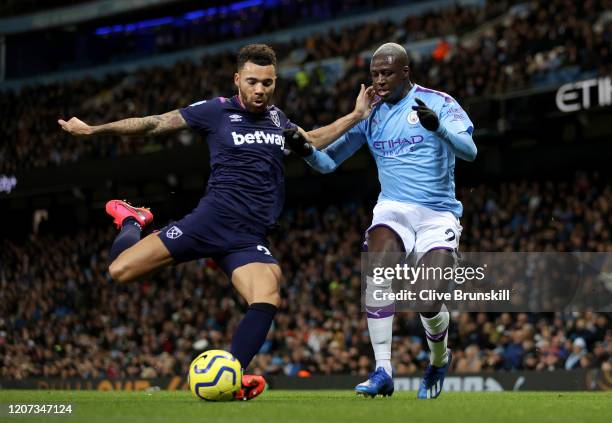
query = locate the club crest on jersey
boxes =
[166,226,183,239]
[407,110,419,125]
[269,110,281,127]
[229,114,242,123]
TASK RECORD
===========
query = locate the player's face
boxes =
[234,61,276,113]
[370,55,409,103]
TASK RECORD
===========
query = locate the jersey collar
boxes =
[400,83,418,106]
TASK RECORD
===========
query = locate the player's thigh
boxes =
[109,233,174,283]
[414,208,462,258]
[366,201,415,255]
[367,225,405,253]
[231,262,282,306]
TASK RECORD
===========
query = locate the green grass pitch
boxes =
[1,390,610,423]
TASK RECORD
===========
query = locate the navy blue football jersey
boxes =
[179,96,294,230]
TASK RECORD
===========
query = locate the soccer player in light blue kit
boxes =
[287,43,476,399]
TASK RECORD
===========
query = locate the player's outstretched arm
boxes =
[58,110,188,137]
[305,84,375,149]
[284,125,366,174]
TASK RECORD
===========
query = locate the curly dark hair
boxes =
[237,44,277,70]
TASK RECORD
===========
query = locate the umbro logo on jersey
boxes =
[166,226,183,239]
[229,114,243,122]
[231,131,285,149]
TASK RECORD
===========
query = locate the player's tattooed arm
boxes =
[305,84,375,149]
[58,110,188,137]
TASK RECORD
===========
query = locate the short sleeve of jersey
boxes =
[274,107,296,131]
[438,99,474,136]
[284,117,297,130]
[179,97,224,133]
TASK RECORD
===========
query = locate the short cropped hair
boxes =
[237,44,277,70]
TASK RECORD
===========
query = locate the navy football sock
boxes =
[231,302,277,370]
[109,217,142,262]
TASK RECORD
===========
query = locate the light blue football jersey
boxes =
[327,84,474,217]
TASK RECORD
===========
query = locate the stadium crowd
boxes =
[2,0,610,173]
[2,173,610,379]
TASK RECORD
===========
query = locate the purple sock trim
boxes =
[366,303,395,319]
[426,246,454,252]
[425,327,448,343]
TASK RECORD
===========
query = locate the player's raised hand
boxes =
[353,84,377,120]
[58,117,94,136]
[412,98,439,131]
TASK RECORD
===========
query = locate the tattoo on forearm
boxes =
[147,111,186,136]
[95,110,186,136]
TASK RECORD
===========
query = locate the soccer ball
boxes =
[188,349,242,401]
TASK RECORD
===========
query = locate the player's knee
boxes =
[251,289,281,307]
[267,292,282,307]
[368,226,403,250]
[108,260,131,283]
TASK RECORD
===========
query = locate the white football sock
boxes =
[365,276,394,377]
[420,306,450,367]
[368,315,393,377]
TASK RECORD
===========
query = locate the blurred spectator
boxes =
[565,338,587,370]
[431,38,451,62]
[2,0,610,173]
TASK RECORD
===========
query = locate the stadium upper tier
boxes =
[0,0,89,18]
[1,172,610,379]
[1,0,610,174]
[2,0,416,79]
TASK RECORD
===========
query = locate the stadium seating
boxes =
[1,0,610,173]
[1,173,610,379]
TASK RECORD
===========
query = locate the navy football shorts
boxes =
[157,196,277,276]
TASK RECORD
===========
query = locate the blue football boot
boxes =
[355,367,394,398]
[417,349,452,399]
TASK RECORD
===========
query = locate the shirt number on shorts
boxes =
[257,245,272,256]
[444,228,456,242]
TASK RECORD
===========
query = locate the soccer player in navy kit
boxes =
[59,44,374,400]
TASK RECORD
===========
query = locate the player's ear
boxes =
[234,72,240,89]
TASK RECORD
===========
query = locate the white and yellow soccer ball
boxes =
[188,350,243,401]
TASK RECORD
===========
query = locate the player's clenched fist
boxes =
[283,128,313,157]
[58,117,94,136]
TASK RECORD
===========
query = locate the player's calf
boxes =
[229,263,281,373]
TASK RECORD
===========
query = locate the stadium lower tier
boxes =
[1,173,610,379]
